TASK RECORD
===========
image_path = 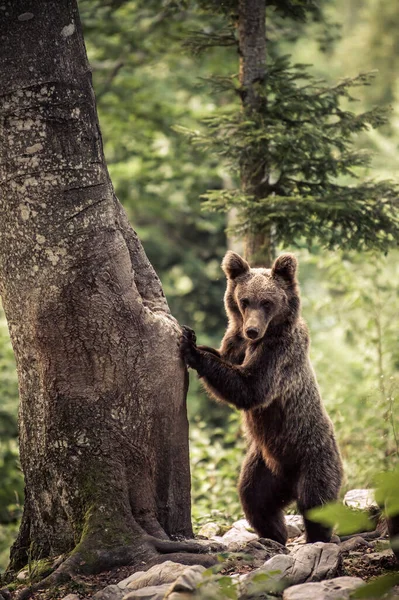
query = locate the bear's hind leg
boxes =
[297,467,340,543]
[239,447,293,546]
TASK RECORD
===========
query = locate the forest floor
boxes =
[5,533,399,600]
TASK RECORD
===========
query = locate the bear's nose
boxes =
[246,327,259,340]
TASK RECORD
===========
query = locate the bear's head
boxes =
[221,251,300,342]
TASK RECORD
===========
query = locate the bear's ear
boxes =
[272,253,298,281]
[222,251,250,280]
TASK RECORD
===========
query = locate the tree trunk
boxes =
[238,0,274,267]
[0,0,203,583]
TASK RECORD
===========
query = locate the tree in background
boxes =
[183,0,399,265]
[0,0,214,590]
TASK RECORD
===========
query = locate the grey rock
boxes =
[290,542,340,583]
[227,538,288,568]
[197,522,221,538]
[166,565,205,594]
[286,524,302,539]
[123,584,170,600]
[260,553,295,581]
[240,554,295,598]
[339,536,373,553]
[220,519,258,544]
[126,562,187,590]
[283,576,364,600]
[363,549,394,564]
[93,585,125,600]
[344,489,377,511]
[118,571,146,589]
[285,515,305,533]
[62,596,81,600]
[257,538,290,556]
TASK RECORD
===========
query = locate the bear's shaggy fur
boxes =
[181,251,343,545]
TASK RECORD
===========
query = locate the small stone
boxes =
[285,515,305,532]
[18,12,34,21]
[123,584,170,600]
[16,570,28,581]
[166,565,205,594]
[197,522,221,538]
[126,562,187,590]
[220,519,258,545]
[283,576,364,600]
[344,489,378,511]
[62,595,81,600]
[286,523,302,539]
[93,585,124,600]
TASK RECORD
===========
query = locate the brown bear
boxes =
[181,251,343,545]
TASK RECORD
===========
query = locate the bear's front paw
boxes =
[180,325,200,370]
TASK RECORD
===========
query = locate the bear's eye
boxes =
[261,300,273,309]
[240,298,249,309]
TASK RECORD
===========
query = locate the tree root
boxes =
[12,536,219,600]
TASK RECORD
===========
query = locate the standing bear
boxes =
[181,251,343,545]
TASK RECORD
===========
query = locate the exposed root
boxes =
[13,536,219,600]
[339,530,381,542]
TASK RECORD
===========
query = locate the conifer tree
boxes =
[183,0,399,265]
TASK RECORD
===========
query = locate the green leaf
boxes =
[307,502,374,535]
[351,573,399,598]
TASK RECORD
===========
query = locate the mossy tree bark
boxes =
[0,0,202,582]
[238,0,274,267]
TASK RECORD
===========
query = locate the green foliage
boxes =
[307,502,374,535]
[190,412,245,529]
[187,58,399,252]
[375,467,399,518]
[352,573,399,599]
[0,305,23,573]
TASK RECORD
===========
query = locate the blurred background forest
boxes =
[0,0,398,571]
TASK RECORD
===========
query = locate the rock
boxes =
[226,538,289,568]
[290,542,340,582]
[283,576,364,600]
[241,554,295,598]
[219,519,258,544]
[62,596,81,600]
[257,537,290,556]
[93,585,125,600]
[339,536,373,553]
[165,565,205,595]
[118,572,146,589]
[362,548,394,564]
[16,570,28,581]
[344,489,378,511]
[286,523,302,539]
[197,522,221,538]
[126,562,187,590]
[285,515,305,532]
[123,584,170,600]
[241,541,340,595]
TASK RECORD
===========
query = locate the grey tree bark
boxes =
[238,0,274,267]
[0,0,209,589]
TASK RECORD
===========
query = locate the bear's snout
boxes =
[246,327,260,340]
